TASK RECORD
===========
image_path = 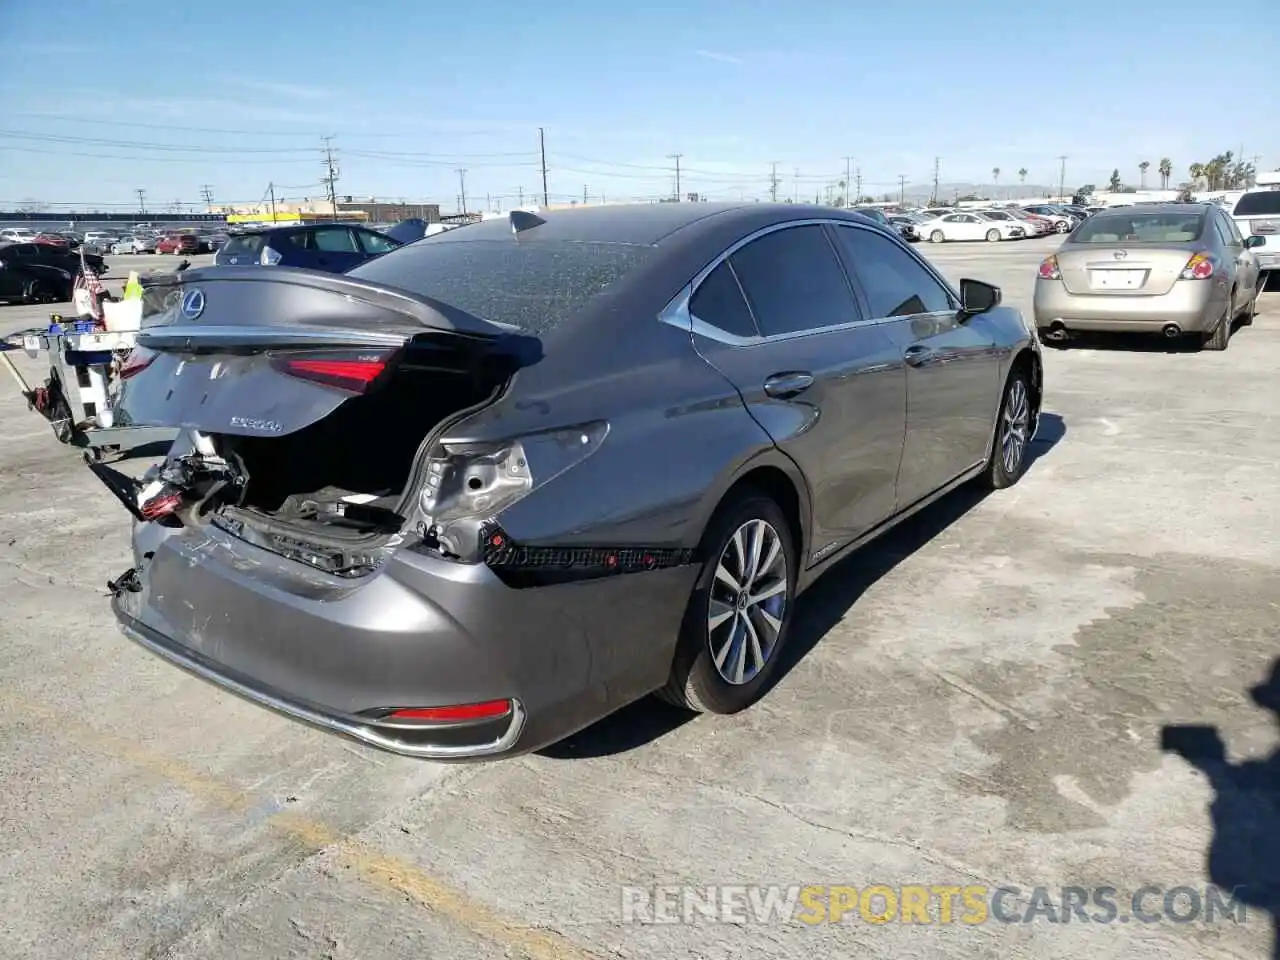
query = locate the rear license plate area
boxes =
[1088,269,1145,290]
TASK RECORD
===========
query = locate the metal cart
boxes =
[2,318,177,462]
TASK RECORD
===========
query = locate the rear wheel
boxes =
[1202,302,1232,351]
[985,229,1001,242]
[979,368,1033,490]
[1238,285,1258,326]
[24,279,56,304]
[658,491,797,714]
[1056,221,1071,234]
[930,230,945,243]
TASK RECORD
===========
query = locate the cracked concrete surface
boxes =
[1,245,1278,958]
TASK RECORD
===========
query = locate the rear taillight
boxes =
[119,347,158,379]
[1037,256,1060,280]
[274,353,391,393]
[1179,253,1217,280]
[260,245,282,265]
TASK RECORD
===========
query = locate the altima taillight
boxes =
[1179,253,1217,280]
[1037,256,1061,280]
[272,352,393,393]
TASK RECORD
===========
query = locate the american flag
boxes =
[74,247,107,320]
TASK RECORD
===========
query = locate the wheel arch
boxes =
[694,450,811,571]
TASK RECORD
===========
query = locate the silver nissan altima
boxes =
[97,202,1043,760]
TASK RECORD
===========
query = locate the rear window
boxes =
[1233,192,1280,216]
[347,239,656,334]
[1071,213,1205,244]
[219,234,265,258]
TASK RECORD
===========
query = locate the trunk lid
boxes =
[1056,244,1198,297]
[117,265,521,438]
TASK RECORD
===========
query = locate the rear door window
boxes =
[689,261,758,338]
[356,230,398,254]
[1233,192,1280,217]
[728,224,860,337]
[313,227,359,252]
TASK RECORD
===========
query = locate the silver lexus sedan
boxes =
[97,203,1043,760]
[1033,202,1264,350]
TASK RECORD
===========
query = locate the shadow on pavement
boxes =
[1161,660,1280,959]
[542,411,1068,760]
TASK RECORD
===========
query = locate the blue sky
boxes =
[1,0,1275,212]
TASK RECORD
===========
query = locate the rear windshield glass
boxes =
[1072,213,1205,243]
[1233,192,1280,216]
[220,234,265,258]
[347,239,656,334]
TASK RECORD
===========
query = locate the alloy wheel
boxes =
[1001,379,1030,475]
[707,518,788,685]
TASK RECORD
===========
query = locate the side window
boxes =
[313,227,359,252]
[1211,216,1232,247]
[833,225,956,319]
[12,244,35,258]
[729,224,860,337]
[1218,214,1243,246]
[943,215,962,223]
[689,261,758,338]
[283,230,313,250]
[357,230,398,254]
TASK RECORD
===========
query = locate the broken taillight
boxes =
[272,352,392,393]
[119,347,158,380]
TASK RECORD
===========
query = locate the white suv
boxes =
[1228,188,1280,274]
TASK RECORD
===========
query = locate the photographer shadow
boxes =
[1161,660,1280,958]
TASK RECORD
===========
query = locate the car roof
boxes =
[1088,202,1209,216]
[422,202,901,247]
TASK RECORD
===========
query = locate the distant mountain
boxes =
[888,182,1064,204]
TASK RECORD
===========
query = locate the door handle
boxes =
[763,372,814,399]
[903,344,934,367]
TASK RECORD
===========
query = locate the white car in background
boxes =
[0,227,40,244]
[977,209,1038,238]
[998,208,1053,237]
[111,235,157,254]
[1227,187,1280,275]
[918,211,1026,243]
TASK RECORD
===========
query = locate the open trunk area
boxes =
[213,338,508,537]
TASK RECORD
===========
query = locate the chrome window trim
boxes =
[659,217,961,346]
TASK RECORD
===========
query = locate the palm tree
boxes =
[992,167,1001,197]
[1139,160,1150,189]
[1158,157,1173,190]
[1189,162,1205,189]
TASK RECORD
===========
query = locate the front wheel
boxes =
[658,491,797,714]
[930,230,945,243]
[1056,221,1071,234]
[986,229,1001,242]
[979,369,1033,490]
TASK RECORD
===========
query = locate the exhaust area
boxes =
[1162,323,1182,338]
[1041,322,1069,342]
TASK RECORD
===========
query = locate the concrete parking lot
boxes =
[2,239,1278,959]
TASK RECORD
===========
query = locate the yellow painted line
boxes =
[1,694,598,960]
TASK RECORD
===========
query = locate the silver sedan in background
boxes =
[1033,203,1264,350]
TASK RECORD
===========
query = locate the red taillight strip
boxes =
[388,699,513,723]
[284,359,386,384]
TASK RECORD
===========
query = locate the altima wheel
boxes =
[658,490,797,713]
[986,229,1001,242]
[979,368,1034,490]
[930,230,945,243]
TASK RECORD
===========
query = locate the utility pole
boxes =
[769,162,779,203]
[583,184,589,205]
[269,181,278,223]
[854,167,862,205]
[932,157,941,205]
[1057,155,1067,202]
[200,184,213,208]
[321,136,339,219]
[898,174,906,205]
[792,168,798,203]
[518,186,524,207]
[538,127,549,207]
[669,153,683,201]
[135,188,146,213]
[844,156,853,208]
[457,168,468,215]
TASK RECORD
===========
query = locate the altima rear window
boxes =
[1072,213,1205,243]
[1233,192,1280,216]
[347,239,656,334]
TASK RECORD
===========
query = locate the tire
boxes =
[979,367,1033,490]
[1202,302,1231,351]
[985,229,1001,242]
[930,230,945,243]
[657,490,798,714]
[1056,220,1070,234]
[1238,285,1258,326]
[24,279,55,304]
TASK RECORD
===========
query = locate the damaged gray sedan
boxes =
[98,203,1043,760]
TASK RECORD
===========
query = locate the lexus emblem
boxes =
[180,288,206,320]
[1113,250,1127,260]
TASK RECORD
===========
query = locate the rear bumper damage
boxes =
[108,523,697,760]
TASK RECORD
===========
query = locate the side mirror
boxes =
[959,278,1001,314]
[1245,235,1265,249]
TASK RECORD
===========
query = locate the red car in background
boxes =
[156,233,200,255]
[33,233,70,248]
